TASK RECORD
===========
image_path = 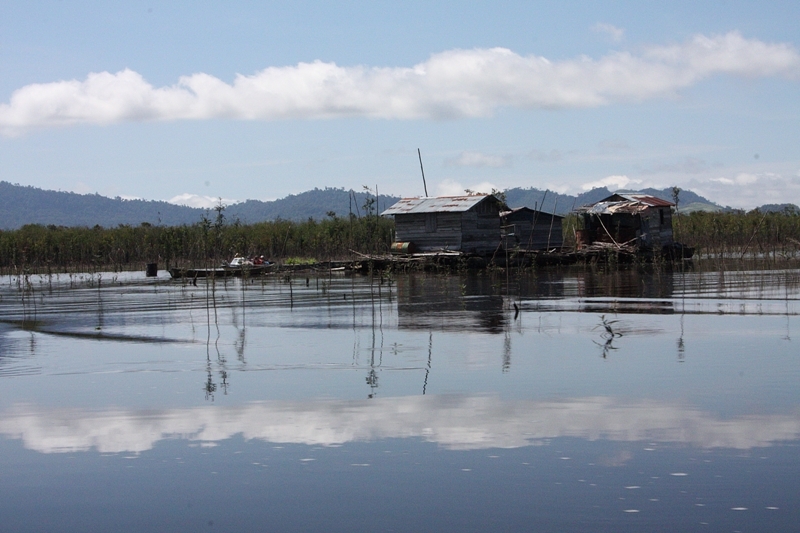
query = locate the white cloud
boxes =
[445,151,510,168]
[435,179,499,196]
[581,174,641,191]
[1,32,797,135]
[2,395,799,454]
[528,149,566,162]
[593,23,625,42]
[168,193,240,209]
[641,156,716,175]
[691,171,800,207]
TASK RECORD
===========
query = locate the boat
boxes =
[169,256,273,279]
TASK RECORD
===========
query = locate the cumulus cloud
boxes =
[435,179,498,197]
[445,151,510,168]
[593,23,625,42]
[168,193,240,209]
[689,170,800,208]
[1,32,798,135]
[2,395,799,454]
[581,174,641,191]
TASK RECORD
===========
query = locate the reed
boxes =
[0,215,394,274]
[678,209,800,265]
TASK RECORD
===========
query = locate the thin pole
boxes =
[547,198,558,251]
[418,149,428,197]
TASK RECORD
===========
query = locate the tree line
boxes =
[0,210,393,274]
[2,207,799,274]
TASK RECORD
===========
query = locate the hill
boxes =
[503,186,722,215]
[0,182,398,230]
[0,181,735,230]
[226,188,400,224]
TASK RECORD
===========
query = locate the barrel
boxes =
[145,263,158,277]
[390,242,416,254]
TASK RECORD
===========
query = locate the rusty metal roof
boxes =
[381,195,496,215]
[614,194,674,207]
[576,193,674,215]
[500,206,563,219]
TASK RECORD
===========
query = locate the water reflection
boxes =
[2,395,799,454]
[395,274,507,333]
[1,268,800,530]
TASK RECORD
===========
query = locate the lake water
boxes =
[1,266,799,532]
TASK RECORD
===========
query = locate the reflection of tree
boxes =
[593,315,622,359]
[594,335,619,359]
[423,332,433,395]
[202,277,231,401]
[366,319,383,399]
[502,330,511,371]
[204,353,217,401]
[232,278,247,363]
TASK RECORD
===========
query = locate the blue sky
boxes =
[1,1,799,209]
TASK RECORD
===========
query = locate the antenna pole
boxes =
[418,148,428,197]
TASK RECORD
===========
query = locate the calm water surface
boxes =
[0,267,798,532]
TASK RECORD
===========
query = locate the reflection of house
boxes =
[395,274,506,333]
[381,194,505,255]
[575,193,674,249]
[501,207,564,251]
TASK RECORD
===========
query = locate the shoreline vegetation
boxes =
[1,209,800,275]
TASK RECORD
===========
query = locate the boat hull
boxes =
[168,265,272,279]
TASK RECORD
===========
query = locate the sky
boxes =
[1,1,799,209]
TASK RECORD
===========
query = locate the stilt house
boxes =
[575,193,675,250]
[501,207,564,251]
[381,194,506,255]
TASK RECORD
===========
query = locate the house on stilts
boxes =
[381,194,506,255]
[501,206,564,251]
[381,194,565,256]
[574,193,677,253]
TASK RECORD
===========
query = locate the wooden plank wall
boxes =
[506,213,563,250]
[641,208,674,246]
[394,213,463,251]
[461,212,501,254]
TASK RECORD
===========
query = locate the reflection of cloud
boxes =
[581,175,641,191]
[2,32,798,134]
[2,395,799,454]
[445,151,510,168]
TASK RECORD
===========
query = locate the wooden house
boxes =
[381,194,506,255]
[574,193,675,250]
[501,207,564,251]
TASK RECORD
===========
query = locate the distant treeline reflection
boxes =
[1,209,800,272]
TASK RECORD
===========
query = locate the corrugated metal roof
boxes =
[381,195,494,215]
[615,194,674,207]
[500,206,563,219]
[576,193,674,215]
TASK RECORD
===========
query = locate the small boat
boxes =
[169,256,273,279]
[169,265,273,279]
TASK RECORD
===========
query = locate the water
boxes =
[0,267,798,532]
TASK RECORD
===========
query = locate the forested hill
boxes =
[0,181,200,229]
[0,181,729,230]
[0,182,398,230]
[503,186,722,215]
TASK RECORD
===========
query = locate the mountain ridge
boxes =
[0,181,767,230]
